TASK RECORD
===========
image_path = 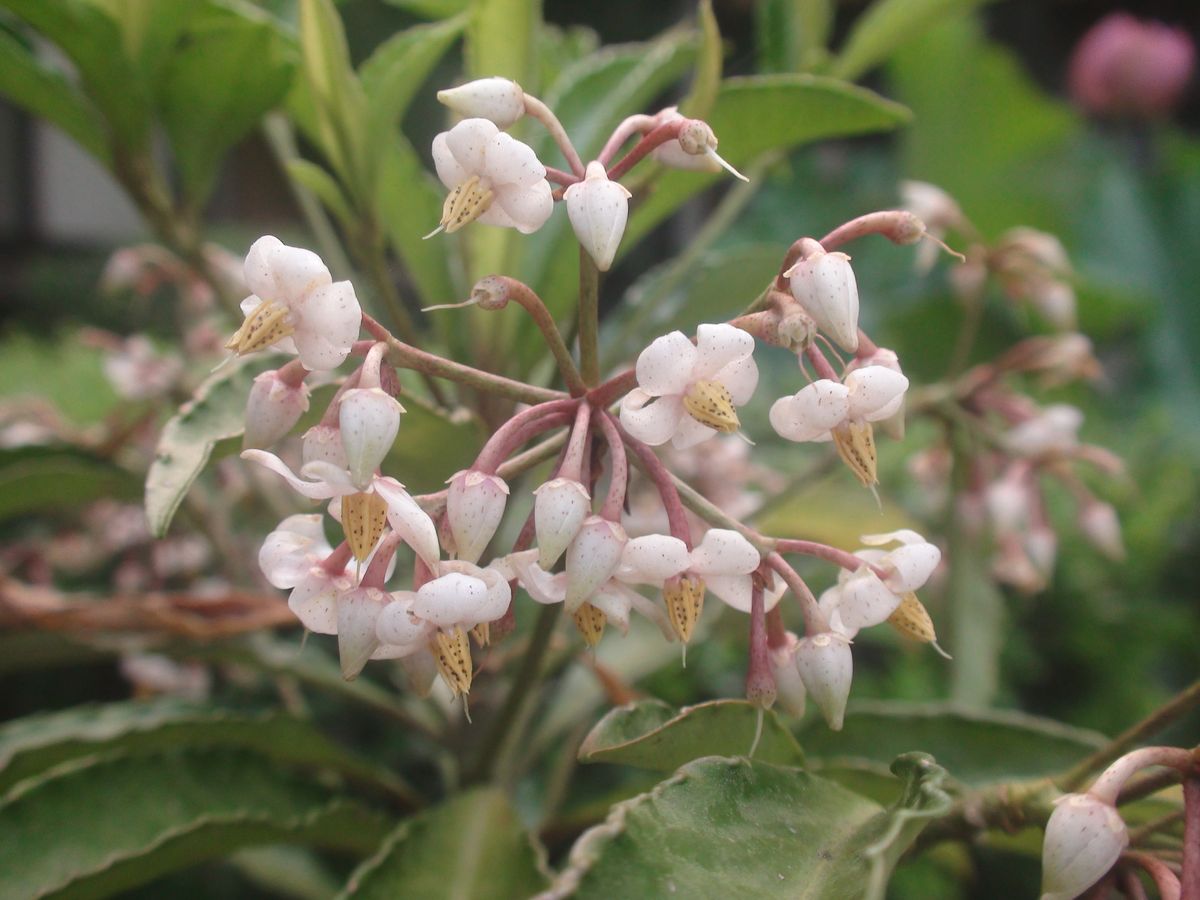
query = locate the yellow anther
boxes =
[572,602,607,648]
[682,380,739,433]
[887,593,936,643]
[440,174,495,234]
[664,575,705,644]
[340,491,388,563]
[832,420,878,487]
[225,298,295,356]
[470,621,491,647]
[431,626,473,696]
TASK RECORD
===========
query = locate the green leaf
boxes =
[547,754,951,899]
[159,4,295,204]
[0,28,110,164]
[0,445,141,523]
[679,0,721,119]
[381,397,483,494]
[799,701,1106,787]
[465,0,538,87]
[0,700,417,802]
[382,0,468,16]
[340,788,547,899]
[144,357,258,538]
[832,0,988,82]
[285,158,356,228]
[579,699,805,771]
[91,0,199,82]
[623,75,911,251]
[0,749,389,900]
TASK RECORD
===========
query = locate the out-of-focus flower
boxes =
[1003,404,1083,458]
[620,324,758,449]
[430,118,554,235]
[1069,13,1195,119]
[102,335,183,401]
[901,181,967,273]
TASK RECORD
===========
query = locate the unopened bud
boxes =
[768,632,807,718]
[339,387,403,489]
[795,632,853,730]
[446,469,509,564]
[564,161,631,272]
[337,587,387,680]
[786,249,860,353]
[533,477,591,570]
[1040,793,1127,900]
[564,516,626,613]
[437,77,526,128]
[244,369,310,449]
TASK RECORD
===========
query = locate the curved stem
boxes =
[766,552,828,635]
[587,369,637,408]
[473,399,578,474]
[819,210,924,253]
[1125,851,1182,900]
[594,411,628,522]
[1089,747,1195,807]
[524,95,585,178]
[774,538,871,574]
[1182,776,1200,899]
[804,343,841,381]
[476,276,585,395]
[598,114,657,166]
[614,419,692,549]
[606,119,684,182]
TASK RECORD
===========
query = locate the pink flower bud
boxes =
[1069,13,1195,120]
[533,477,591,570]
[1040,793,1128,900]
[795,631,853,730]
[786,249,860,353]
[437,77,526,128]
[302,423,347,469]
[769,633,807,718]
[564,161,631,272]
[339,387,403,489]
[244,369,310,450]
[1078,500,1125,561]
[446,469,509,564]
[337,587,387,680]
[564,516,626,613]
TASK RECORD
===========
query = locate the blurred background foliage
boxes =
[0,0,1197,898]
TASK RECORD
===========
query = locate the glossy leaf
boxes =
[144,357,258,538]
[799,701,1106,787]
[623,75,910,251]
[0,748,389,900]
[546,754,951,899]
[159,4,295,204]
[833,0,990,81]
[340,788,547,899]
[0,446,141,523]
[0,700,416,802]
[579,699,805,771]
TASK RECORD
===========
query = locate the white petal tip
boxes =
[422,224,445,240]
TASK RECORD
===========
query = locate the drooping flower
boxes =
[564,161,631,271]
[244,368,310,450]
[338,386,403,490]
[259,513,352,634]
[785,248,860,353]
[795,631,853,730]
[437,77,526,128]
[1040,793,1127,900]
[226,236,361,371]
[430,118,554,235]
[1003,404,1083,458]
[818,530,941,637]
[649,107,748,182]
[769,365,908,486]
[620,323,759,449]
[445,469,509,564]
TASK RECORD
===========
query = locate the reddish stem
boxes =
[594,412,628,523]
[1090,747,1195,806]
[745,585,776,708]
[598,114,657,166]
[360,532,404,589]
[319,541,353,576]
[606,119,686,182]
[277,358,309,388]
[819,210,925,253]
[587,369,638,408]
[766,552,828,636]
[558,401,594,483]
[318,368,362,427]
[804,343,841,382]
[774,538,889,581]
[544,166,580,187]
[766,605,788,649]
[473,399,578,474]
[1182,776,1200,900]
[613,418,692,549]
[1125,851,1182,900]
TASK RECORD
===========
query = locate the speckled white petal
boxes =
[437,78,525,128]
[373,477,440,570]
[1040,794,1127,900]
[484,131,548,187]
[711,355,759,406]
[515,559,568,606]
[589,587,632,635]
[339,388,402,489]
[413,571,508,628]
[491,180,554,234]
[446,470,509,565]
[693,323,754,380]
[670,413,716,450]
[241,450,341,500]
[836,569,901,632]
[287,570,344,634]
[244,235,331,305]
[617,534,690,585]
[769,381,850,442]
[688,529,760,577]
[635,331,697,397]
[533,477,591,570]
[259,514,329,588]
[375,593,434,651]
[564,517,626,612]
[879,543,941,593]
[846,366,909,421]
[291,281,361,371]
[432,132,470,188]
[564,163,631,271]
[788,251,859,353]
[337,587,386,679]
[619,390,684,447]
[443,118,496,175]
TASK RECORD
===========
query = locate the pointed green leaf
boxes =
[0,749,389,900]
[144,357,258,538]
[623,74,911,251]
[0,701,417,803]
[0,445,141,522]
[0,28,110,164]
[678,0,721,119]
[799,701,1106,787]
[285,158,356,229]
[832,0,989,81]
[91,0,199,83]
[340,788,547,899]
[579,699,805,771]
[547,754,951,900]
[382,0,468,17]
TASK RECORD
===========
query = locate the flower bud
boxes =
[1078,500,1125,561]
[437,77,526,128]
[533,477,591,570]
[564,161,631,272]
[446,470,509,564]
[244,369,310,449]
[769,633,807,718]
[302,423,348,469]
[786,249,860,353]
[336,587,386,680]
[564,516,626,613]
[339,387,403,489]
[795,632,853,730]
[1040,793,1127,900]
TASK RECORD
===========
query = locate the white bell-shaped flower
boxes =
[339,387,403,490]
[533,477,591,570]
[437,77,525,128]
[446,469,509,564]
[1040,793,1127,900]
[769,365,908,444]
[619,323,758,449]
[769,632,807,718]
[244,369,310,450]
[795,631,854,730]
[412,564,511,631]
[564,516,627,613]
[259,514,353,635]
[228,236,361,371]
[431,118,554,234]
[564,161,631,271]
[786,249,860,353]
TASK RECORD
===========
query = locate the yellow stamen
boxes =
[682,380,739,433]
[440,174,495,234]
[340,491,388,563]
[225,298,295,356]
[664,575,705,644]
[887,593,936,643]
[572,602,607,648]
[431,626,473,696]
[832,420,878,487]
[470,621,491,647]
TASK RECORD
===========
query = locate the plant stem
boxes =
[1059,680,1200,791]
[524,95,585,178]
[578,247,601,385]
[1182,776,1200,898]
[617,422,693,548]
[478,276,586,395]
